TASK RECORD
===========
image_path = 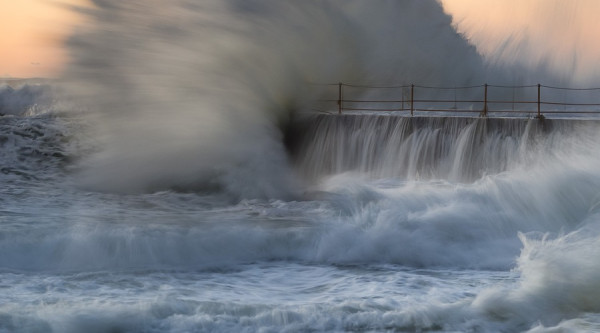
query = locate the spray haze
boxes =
[64,0,494,196]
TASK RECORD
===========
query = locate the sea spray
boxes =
[1,1,599,331]
[470,220,600,329]
[63,0,490,197]
[4,94,600,332]
[2,117,600,271]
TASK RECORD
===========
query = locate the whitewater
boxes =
[2,1,600,332]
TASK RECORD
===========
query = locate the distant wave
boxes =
[0,83,54,116]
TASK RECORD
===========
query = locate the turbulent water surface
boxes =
[3,84,600,332]
[3,0,600,332]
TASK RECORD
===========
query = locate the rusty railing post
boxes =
[482,83,488,117]
[537,83,541,118]
[337,82,343,114]
[410,84,414,116]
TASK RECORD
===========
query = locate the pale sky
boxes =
[443,0,600,84]
[0,0,87,78]
[1,0,599,81]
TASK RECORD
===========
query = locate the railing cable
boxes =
[311,82,600,118]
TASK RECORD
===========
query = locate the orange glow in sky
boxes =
[0,0,88,78]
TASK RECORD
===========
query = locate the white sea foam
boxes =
[2,117,599,273]
[471,216,600,328]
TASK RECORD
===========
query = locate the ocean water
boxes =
[3,0,600,332]
[3,86,600,332]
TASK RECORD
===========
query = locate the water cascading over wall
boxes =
[290,115,587,183]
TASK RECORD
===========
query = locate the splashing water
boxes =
[2,1,600,332]
[62,0,492,197]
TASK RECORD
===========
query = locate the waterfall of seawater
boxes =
[291,115,591,183]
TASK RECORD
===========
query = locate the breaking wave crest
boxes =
[0,83,54,117]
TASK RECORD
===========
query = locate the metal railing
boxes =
[312,83,600,118]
